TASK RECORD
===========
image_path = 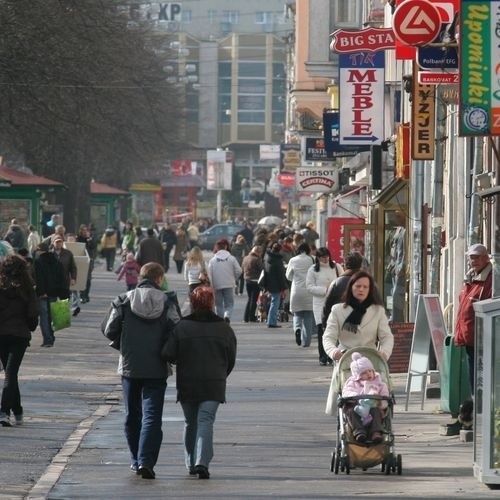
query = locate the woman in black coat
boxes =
[263,242,288,328]
[164,286,236,479]
[0,255,38,426]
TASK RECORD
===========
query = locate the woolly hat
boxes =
[350,352,374,380]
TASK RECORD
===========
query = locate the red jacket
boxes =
[454,264,492,347]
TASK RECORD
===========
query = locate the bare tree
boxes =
[0,0,182,230]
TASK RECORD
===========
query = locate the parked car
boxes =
[198,223,244,250]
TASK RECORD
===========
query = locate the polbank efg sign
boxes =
[295,167,338,193]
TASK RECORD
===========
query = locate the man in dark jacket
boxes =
[102,262,180,479]
[322,252,363,328]
[263,242,288,328]
[34,242,69,347]
[159,223,177,272]
[136,228,164,267]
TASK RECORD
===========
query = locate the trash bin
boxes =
[440,335,471,417]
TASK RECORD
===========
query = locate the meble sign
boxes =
[295,167,338,193]
[339,52,385,146]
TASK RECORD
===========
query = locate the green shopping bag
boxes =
[50,299,71,331]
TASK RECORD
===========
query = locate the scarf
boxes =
[342,297,373,333]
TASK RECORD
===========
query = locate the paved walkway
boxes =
[1,261,499,499]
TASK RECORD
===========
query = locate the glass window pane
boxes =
[238,62,265,77]
[238,111,265,123]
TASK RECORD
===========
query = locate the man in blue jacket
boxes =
[102,262,180,479]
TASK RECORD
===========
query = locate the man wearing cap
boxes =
[450,243,492,434]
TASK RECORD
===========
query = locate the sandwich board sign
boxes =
[406,295,448,397]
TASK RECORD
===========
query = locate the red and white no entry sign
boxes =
[393,0,442,46]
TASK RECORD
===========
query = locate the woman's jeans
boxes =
[292,310,315,347]
[181,400,220,469]
[121,377,167,469]
[244,280,260,322]
[215,288,234,320]
[0,336,29,416]
[267,292,281,326]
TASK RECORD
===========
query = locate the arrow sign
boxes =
[342,136,380,142]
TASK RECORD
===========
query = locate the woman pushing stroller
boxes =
[342,352,389,443]
[322,270,393,417]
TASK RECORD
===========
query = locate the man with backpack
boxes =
[101,262,180,479]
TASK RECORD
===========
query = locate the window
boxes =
[255,12,273,24]
[181,9,192,23]
[222,10,239,24]
[208,9,216,24]
[333,0,361,27]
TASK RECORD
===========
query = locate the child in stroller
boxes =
[342,352,389,443]
[331,347,401,475]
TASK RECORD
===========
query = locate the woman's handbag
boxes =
[199,270,210,286]
[50,298,71,331]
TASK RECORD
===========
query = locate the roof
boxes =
[0,165,65,187]
[90,181,129,195]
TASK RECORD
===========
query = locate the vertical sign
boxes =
[206,150,232,190]
[339,51,385,146]
[460,0,500,136]
[412,62,436,160]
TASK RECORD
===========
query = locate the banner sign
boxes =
[323,111,370,157]
[339,51,385,146]
[295,166,338,193]
[412,63,436,160]
[280,143,301,171]
[206,150,232,190]
[460,0,500,136]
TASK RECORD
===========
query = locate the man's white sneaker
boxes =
[0,412,12,427]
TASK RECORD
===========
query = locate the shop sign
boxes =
[303,137,334,161]
[411,64,436,160]
[326,217,364,264]
[460,0,500,136]
[339,51,385,146]
[260,144,280,160]
[280,143,301,171]
[396,123,411,178]
[417,0,459,70]
[330,27,395,53]
[418,71,459,84]
[323,110,370,157]
[295,167,338,193]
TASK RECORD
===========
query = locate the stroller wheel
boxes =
[344,456,350,475]
[330,453,335,473]
[396,454,402,475]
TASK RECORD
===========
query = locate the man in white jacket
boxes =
[207,239,242,323]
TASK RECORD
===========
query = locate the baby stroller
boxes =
[330,346,402,475]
